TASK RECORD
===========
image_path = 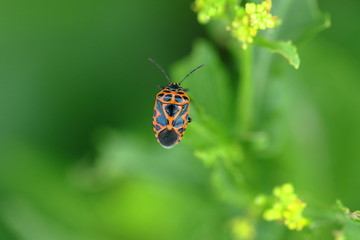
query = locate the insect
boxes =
[149,58,204,148]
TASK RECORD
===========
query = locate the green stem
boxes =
[236,45,253,139]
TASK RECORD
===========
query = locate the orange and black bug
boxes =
[149,58,204,148]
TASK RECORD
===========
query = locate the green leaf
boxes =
[170,39,234,146]
[170,39,244,165]
[171,39,233,125]
[254,38,301,69]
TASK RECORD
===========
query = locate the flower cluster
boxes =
[263,183,309,231]
[227,0,279,49]
[193,0,228,24]
[193,0,279,49]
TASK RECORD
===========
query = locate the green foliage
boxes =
[172,0,358,239]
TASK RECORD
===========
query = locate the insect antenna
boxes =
[148,58,171,83]
[178,64,205,85]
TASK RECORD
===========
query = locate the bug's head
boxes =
[164,82,183,91]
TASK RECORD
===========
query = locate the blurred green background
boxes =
[0,0,359,239]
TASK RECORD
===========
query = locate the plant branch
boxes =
[236,45,253,139]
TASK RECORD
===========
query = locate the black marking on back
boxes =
[165,104,179,117]
[175,95,183,103]
[158,128,179,148]
[163,94,172,101]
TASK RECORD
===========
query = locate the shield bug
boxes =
[149,58,204,148]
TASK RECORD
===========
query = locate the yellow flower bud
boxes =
[263,183,309,231]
